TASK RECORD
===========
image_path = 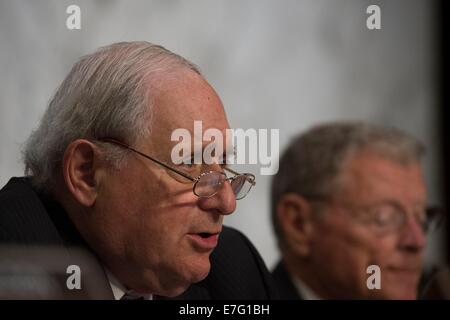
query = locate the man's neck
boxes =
[291,274,322,300]
[282,255,330,299]
[105,268,153,300]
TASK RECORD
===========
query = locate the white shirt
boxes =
[291,275,322,300]
[105,269,153,300]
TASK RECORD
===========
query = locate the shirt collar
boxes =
[105,268,153,300]
[291,275,322,300]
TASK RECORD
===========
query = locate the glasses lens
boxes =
[231,174,254,200]
[194,171,226,198]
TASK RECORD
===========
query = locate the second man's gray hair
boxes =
[271,121,425,246]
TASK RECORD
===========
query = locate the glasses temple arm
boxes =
[98,138,195,182]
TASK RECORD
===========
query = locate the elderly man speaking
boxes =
[0,42,276,300]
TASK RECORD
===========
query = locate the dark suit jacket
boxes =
[272,261,302,300]
[0,177,277,299]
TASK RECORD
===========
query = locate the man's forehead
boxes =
[345,151,424,180]
[144,70,230,149]
[338,151,426,202]
[153,72,227,125]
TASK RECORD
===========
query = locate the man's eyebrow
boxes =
[181,153,195,163]
[365,199,402,208]
[367,199,426,212]
[181,150,204,164]
[219,152,229,165]
[181,148,235,165]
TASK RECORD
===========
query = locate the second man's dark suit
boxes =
[271,261,302,300]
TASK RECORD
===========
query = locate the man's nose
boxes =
[198,180,236,215]
[398,217,427,252]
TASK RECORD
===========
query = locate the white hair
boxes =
[23,41,200,193]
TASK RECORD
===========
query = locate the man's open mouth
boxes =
[198,232,213,238]
[187,232,220,250]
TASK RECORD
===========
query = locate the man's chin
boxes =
[374,285,418,300]
[160,260,211,297]
[385,291,417,300]
[188,258,211,283]
[381,272,419,299]
[160,284,192,298]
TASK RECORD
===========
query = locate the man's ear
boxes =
[276,193,316,257]
[63,139,103,207]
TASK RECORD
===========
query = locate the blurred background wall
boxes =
[0,0,444,270]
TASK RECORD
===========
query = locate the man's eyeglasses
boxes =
[303,194,445,235]
[97,138,256,200]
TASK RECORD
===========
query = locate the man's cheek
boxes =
[367,238,396,274]
[336,238,377,292]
